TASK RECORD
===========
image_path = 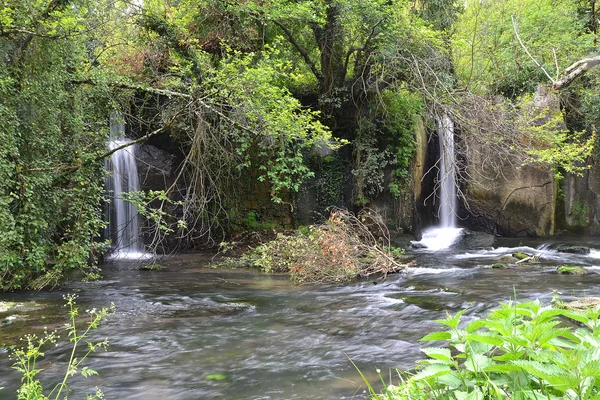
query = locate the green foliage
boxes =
[203,46,341,203]
[124,190,186,234]
[0,0,121,290]
[571,196,590,226]
[241,211,275,231]
[366,300,600,399]
[10,294,114,399]
[517,96,595,178]
[454,0,593,96]
[315,154,346,208]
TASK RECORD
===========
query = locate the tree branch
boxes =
[272,19,324,82]
[0,28,65,39]
[344,18,383,82]
[554,56,600,89]
[512,16,555,85]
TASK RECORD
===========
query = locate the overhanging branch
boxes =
[554,56,600,90]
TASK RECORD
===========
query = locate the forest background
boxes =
[1,0,599,290]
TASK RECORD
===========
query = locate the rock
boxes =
[461,85,558,237]
[454,230,495,250]
[556,245,590,255]
[401,296,445,311]
[556,265,589,275]
[491,263,507,269]
[410,242,427,249]
[512,251,530,260]
[559,297,600,312]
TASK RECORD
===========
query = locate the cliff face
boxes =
[458,86,559,237]
[561,160,600,235]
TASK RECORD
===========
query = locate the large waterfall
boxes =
[106,115,145,258]
[413,114,462,250]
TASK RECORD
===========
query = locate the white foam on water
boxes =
[414,227,463,251]
[408,267,467,276]
[589,250,600,259]
[107,250,153,260]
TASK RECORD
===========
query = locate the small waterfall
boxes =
[106,114,145,258]
[438,115,457,228]
[413,114,462,250]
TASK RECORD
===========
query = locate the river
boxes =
[2,233,600,399]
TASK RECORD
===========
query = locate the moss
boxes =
[556,265,588,275]
[402,296,445,311]
[512,252,530,260]
[205,373,228,381]
[491,263,507,269]
[140,264,164,271]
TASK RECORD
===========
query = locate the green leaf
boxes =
[465,354,491,373]
[421,331,452,342]
[466,333,503,346]
[413,364,452,381]
[421,347,452,361]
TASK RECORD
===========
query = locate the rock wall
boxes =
[561,160,600,234]
[460,86,558,237]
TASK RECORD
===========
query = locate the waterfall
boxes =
[106,114,145,258]
[412,114,462,251]
[438,115,457,228]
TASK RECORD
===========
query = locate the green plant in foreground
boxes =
[362,300,600,399]
[9,294,114,400]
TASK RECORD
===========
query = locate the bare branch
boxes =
[512,16,555,84]
[554,56,600,89]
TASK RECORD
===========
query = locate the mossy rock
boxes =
[491,263,507,269]
[512,252,530,260]
[402,296,445,311]
[556,265,588,275]
[205,373,229,381]
[140,264,164,271]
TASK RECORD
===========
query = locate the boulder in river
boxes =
[556,245,591,255]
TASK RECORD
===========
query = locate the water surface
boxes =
[2,235,600,399]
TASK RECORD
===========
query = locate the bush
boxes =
[237,208,411,284]
[364,300,600,399]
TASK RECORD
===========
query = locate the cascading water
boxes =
[438,115,457,228]
[106,114,146,258]
[414,114,462,250]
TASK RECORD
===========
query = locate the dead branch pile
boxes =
[243,208,412,284]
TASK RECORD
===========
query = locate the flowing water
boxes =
[2,234,600,399]
[415,115,462,250]
[105,114,145,259]
[437,115,457,229]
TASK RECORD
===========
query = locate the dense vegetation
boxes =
[1,0,600,290]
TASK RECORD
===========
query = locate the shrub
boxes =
[239,208,411,284]
[365,300,600,399]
